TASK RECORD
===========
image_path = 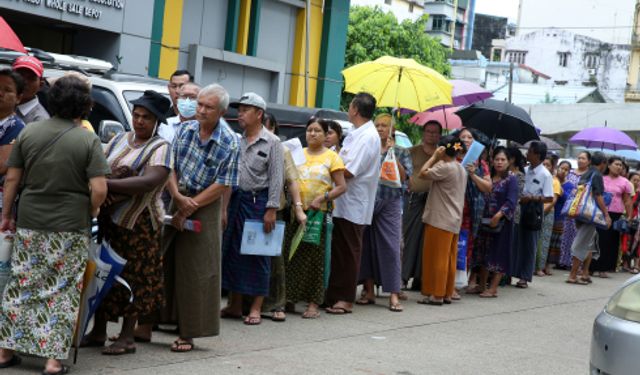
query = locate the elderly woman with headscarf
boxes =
[0,75,109,375]
[82,91,173,356]
[357,114,412,312]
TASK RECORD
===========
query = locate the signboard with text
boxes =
[0,0,126,32]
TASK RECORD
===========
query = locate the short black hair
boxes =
[423,120,443,134]
[578,150,592,161]
[351,92,376,120]
[490,146,509,177]
[306,117,335,134]
[327,119,342,139]
[558,160,572,170]
[47,75,92,120]
[438,135,466,157]
[528,141,547,161]
[591,151,607,167]
[170,69,193,82]
[264,112,279,135]
[507,146,525,173]
[0,69,24,96]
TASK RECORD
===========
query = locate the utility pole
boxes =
[508,62,514,103]
[304,0,311,107]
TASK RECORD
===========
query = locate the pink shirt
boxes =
[604,175,632,213]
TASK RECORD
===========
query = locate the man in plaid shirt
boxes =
[159,83,239,353]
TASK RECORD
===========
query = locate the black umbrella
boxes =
[455,99,539,144]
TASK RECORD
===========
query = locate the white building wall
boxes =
[351,0,425,22]
[518,0,635,45]
[504,29,630,102]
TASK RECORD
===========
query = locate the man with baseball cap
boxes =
[12,56,49,124]
[221,92,284,326]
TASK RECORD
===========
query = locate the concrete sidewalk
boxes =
[8,271,630,375]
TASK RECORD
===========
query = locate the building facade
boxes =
[517,0,635,45]
[625,0,640,102]
[0,0,351,109]
[350,0,425,22]
[423,0,476,50]
[492,29,630,103]
[471,13,508,60]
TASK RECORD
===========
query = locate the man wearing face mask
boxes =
[158,82,200,144]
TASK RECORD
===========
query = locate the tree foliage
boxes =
[342,6,451,144]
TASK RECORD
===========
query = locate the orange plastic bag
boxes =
[379,149,401,188]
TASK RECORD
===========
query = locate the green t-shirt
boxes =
[8,117,110,232]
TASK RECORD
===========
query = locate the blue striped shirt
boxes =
[173,120,239,196]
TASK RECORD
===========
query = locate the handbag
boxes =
[567,174,608,229]
[613,218,630,233]
[520,201,543,231]
[379,148,402,188]
[481,217,504,233]
[0,232,14,294]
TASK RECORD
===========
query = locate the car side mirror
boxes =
[99,120,125,143]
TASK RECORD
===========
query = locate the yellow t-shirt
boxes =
[553,177,562,197]
[298,148,345,211]
[81,120,95,133]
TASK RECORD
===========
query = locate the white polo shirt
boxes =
[524,163,554,198]
[333,120,381,225]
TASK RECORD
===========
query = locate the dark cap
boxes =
[130,90,171,124]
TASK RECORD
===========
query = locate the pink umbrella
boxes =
[409,106,463,129]
[0,17,27,54]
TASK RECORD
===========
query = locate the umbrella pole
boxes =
[442,107,449,129]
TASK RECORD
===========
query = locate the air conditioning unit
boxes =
[588,69,597,75]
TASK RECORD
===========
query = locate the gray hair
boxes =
[198,83,229,111]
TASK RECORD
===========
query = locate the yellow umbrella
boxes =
[342,56,453,112]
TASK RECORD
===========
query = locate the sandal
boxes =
[102,343,136,356]
[566,278,589,285]
[42,364,70,375]
[220,308,243,320]
[389,302,404,312]
[632,268,640,274]
[325,306,352,314]
[465,285,484,294]
[271,308,286,322]
[244,316,262,325]
[479,291,497,298]
[417,297,443,306]
[108,334,151,343]
[515,281,528,289]
[581,277,593,284]
[302,309,320,319]
[355,297,375,305]
[0,355,21,369]
[170,339,194,353]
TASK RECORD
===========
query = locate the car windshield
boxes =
[123,90,170,110]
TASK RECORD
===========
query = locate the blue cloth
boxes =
[222,189,271,296]
[173,120,239,196]
[377,146,413,200]
[0,114,24,146]
[554,180,575,221]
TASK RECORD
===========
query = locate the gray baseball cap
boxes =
[229,92,267,111]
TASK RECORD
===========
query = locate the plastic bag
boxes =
[0,232,14,294]
[379,149,402,188]
[302,210,324,245]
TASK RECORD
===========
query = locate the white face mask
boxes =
[177,97,197,118]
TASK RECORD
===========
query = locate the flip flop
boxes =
[355,297,375,305]
[102,344,136,356]
[0,355,21,369]
[417,298,443,306]
[302,310,320,319]
[515,282,528,289]
[170,340,194,353]
[220,308,243,320]
[108,334,151,343]
[42,365,70,375]
[389,303,404,312]
[479,292,498,298]
[566,279,589,285]
[325,306,353,314]
[581,277,593,284]
[271,309,286,322]
[244,316,262,325]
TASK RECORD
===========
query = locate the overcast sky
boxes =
[475,0,519,22]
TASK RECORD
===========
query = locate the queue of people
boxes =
[0,62,636,374]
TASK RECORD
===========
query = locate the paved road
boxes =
[8,271,631,375]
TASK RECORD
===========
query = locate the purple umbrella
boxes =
[427,80,493,111]
[568,127,637,151]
